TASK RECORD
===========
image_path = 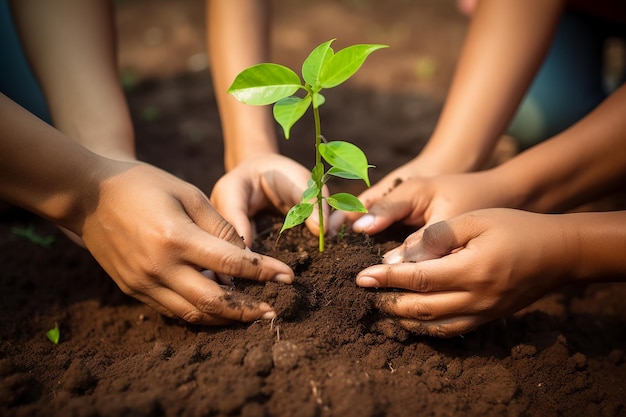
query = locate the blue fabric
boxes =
[0,0,51,122]
[508,11,626,149]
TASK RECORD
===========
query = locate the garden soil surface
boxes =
[1,1,625,416]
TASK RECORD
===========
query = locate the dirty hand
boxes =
[348,170,506,235]
[211,153,329,245]
[78,161,294,325]
[356,208,571,337]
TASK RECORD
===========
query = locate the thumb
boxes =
[384,217,472,264]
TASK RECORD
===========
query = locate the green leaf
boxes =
[273,96,311,139]
[319,44,388,89]
[228,63,302,105]
[302,39,335,90]
[311,162,324,183]
[326,167,364,180]
[280,203,314,233]
[312,92,326,108]
[319,141,372,186]
[326,193,367,213]
[46,323,60,344]
[301,181,319,203]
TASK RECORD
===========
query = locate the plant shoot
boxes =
[228,39,387,251]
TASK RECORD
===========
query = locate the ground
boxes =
[1,1,625,416]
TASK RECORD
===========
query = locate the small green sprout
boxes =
[11,224,55,248]
[228,39,387,251]
[46,323,60,345]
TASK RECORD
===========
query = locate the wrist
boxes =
[561,211,626,284]
[224,138,278,171]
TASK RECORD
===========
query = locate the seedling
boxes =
[46,323,60,345]
[11,224,55,248]
[228,39,387,251]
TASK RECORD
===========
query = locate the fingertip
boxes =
[356,276,380,288]
[382,248,405,264]
[353,214,375,232]
[260,309,276,320]
[272,272,294,284]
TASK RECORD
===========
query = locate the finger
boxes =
[327,210,348,237]
[352,187,423,235]
[131,285,235,326]
[209,176,255,245]
[343,178,400,222]
[383,220,465,264]
[394,316,481,338]
[185,186,247,248]
[180,223,294,284]
[165,266,277,323]
[357,255,472,292]
[374,291,474,320]
[200,269,233,288]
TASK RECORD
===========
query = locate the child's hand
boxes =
[78,161,294,325]
[210,154,329,245]
[356,208,571,337]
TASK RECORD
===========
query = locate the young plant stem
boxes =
[313,104,325,252]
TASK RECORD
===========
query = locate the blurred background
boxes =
[115,0,467,100]
[114,0,470,195]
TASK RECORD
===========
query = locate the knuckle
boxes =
[404,300,434,320]
[218,252,247,277]
[180,309,206,325]
[214,220,240,243]
[407,268,432,292]
[195,293,226,317]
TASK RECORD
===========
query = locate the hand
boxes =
[210,153,329,245]
[356,208,572,337]
[347,170,508,236]
[329,158,430,232]
[76,161,294,325]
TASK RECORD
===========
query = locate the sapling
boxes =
[228,39,387,251]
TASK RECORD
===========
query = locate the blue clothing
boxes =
[508,10,626,149]
[0,0,50,122]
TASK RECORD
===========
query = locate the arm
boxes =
[0,93,294,324]
[206,0,328,243]
[9,0,135,160]
[356,208,626,337]
[207,0,276,171]
[495,83,626,213]
[352,83,626,237]
[347,0,566,219]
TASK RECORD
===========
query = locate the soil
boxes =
[1,1,625,416]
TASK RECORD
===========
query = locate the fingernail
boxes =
[260,310,276,320]
[357,276,380,287]
[353,214,375,231]
[273,273,293,284]
[383,251,404,264]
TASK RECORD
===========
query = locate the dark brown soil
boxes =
[1,1,625,416]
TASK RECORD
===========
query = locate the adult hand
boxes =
[77,161,294,325]
[329,158,429,232]
[347,170,508,236]
[356,208,573,337]
[210,153,329,245]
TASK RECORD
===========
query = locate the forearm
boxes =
[495,84,626,212]
[0,94,106,229]
[419,0,565,174]
[10,0,135,160]
[207,0,278,171]
[558,211,626,283]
